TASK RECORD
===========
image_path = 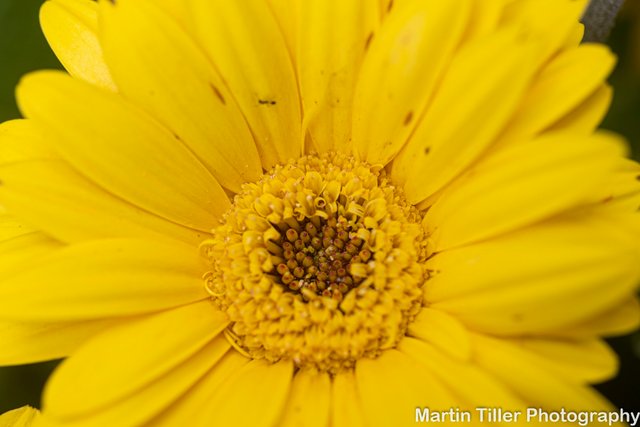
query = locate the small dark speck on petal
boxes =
[387,0,394,12]
[403,111,413,126]
[424,147,431,155]
[210,84,226,105]
[258,99,277,106]
[636,174,640,181]
[365,32,374,50]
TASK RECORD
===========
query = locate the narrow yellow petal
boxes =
[44,302,228,421]
[426,216,640,335]
[356,350,460,427]
[399,338,526,409]
[0,213,35,242]
[582,158,640,213]
[391,30,540,203]
[0,232,62,279]
[0,319,112,366]
[99,0,262,192]
[192,0,302,168]
[514,338,618,384]
[352,0,471,165]
[265,0,298,63]
[154,0,191,27]
[40,342,231,427]
[279,370,331,427]
[40,0,116,91]
[299,0,378,153]
[0,239,208,322]
[499,45,615,145]
[547,84,612,135]
[0,120,56,164]
[0,407,39,427]
[196,360,293,427]
[17,71,229,231]
[407,308,471,361]
[148,352,250,427]
[425,132,625,250]
[331,372,365,427]
[471,334,619,412]
[553,297,640,338]
[0,160,204,245]
[500,0,586,63]
[461,0,503,41]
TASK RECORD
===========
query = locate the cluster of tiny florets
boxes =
[201,153,428,373]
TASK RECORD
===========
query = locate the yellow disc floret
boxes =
[201,153,428,373]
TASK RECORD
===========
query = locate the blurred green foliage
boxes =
[0,0,62,121]
[0,0,638,415]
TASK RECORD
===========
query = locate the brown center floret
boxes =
[272,215,370,301]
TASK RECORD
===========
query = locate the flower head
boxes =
[0,0,639,426]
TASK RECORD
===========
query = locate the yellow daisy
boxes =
[1,0,639,426]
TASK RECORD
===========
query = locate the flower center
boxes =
[274,209,370,301]
[201,153,428,373]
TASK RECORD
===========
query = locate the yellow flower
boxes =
[0,407,39,427]
[0,0,639,426]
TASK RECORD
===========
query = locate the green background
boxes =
[0,0,638,414]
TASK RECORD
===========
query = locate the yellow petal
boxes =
[17,71,229,231]
[356,350,459,427]
[425,132,625,250]
[0,232,62,279]
[40,0,116,91]
[500,0,586,63]
[0,160,204,245]
[265,0,298,63]
[553,297,640,338]
[462,0,503,41]
[0,319,113,366]
[399,337,526,409]
[0,213,35,242]
[391,30,540,203]
[192,0,302,168]
[99,0,261,192]
[499,45,615,145]
[352,0,471,165]
[582,158,640,213]
[44,341,230,427]
[154,0,191,27]
[514,337,618,384]
[195,359,293,427]
[148,351,250,427]
[298,0,378,153]
[407,308,471,361]
[331,372,365,427]
[43,302,228,421]
[471,334,618,412]
[0,120,56,164]
[426,216,640,335]
[0,238,208,322]
[279,369,331,427]
[547,84,612,135]
[0,407,39,427]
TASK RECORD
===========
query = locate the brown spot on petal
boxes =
[365,32,374,50]
[404,111,413,126]
[424,147,431,155]
[210,84,226,105]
